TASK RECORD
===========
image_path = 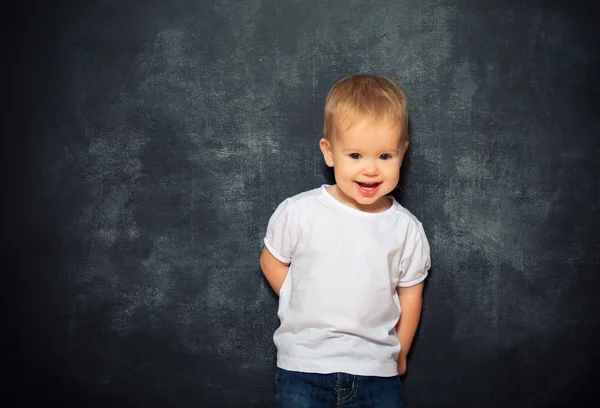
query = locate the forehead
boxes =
[333,116,401,149]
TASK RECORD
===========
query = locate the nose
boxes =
[362,159,379,176]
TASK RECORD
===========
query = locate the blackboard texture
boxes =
[8,0,599,407]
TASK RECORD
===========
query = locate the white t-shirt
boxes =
[264,185,431,377]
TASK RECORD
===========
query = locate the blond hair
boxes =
[323,74,408,142]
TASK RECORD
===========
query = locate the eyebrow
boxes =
[341,148,398,153]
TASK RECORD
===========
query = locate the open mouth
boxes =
[355,181,382,197]
[356,182,381,190]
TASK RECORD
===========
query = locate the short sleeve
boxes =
[398,221,431,287]
[263,198,297,264]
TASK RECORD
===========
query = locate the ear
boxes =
[399,140,409,167]
[319,138,334,167]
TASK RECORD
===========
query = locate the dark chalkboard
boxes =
[9,0,599,407]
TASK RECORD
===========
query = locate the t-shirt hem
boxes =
[263,238,291,264]
[277,354,398,377]
[397,271,428,287]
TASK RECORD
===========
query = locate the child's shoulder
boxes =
[391,201,419,221]
[390,200,426,231]
[279,185,326,207]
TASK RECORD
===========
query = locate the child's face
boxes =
[320,116,408,212]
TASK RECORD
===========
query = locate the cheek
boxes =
[332,159,357,179]
[385,163,401,179]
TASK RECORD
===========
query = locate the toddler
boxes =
[260,74,431,408]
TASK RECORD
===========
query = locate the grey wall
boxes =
[10,0,599,407]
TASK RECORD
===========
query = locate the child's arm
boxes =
[260,247,290,296]
[395,282,424,375]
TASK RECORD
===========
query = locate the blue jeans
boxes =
[275,368,404,408]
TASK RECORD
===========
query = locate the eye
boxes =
[349,153,361,160]
[380,153,393,160]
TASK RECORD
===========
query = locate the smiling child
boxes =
[260,74,431,408]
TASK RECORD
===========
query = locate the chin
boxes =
[351,194,383,205]
[359,198,384,206]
